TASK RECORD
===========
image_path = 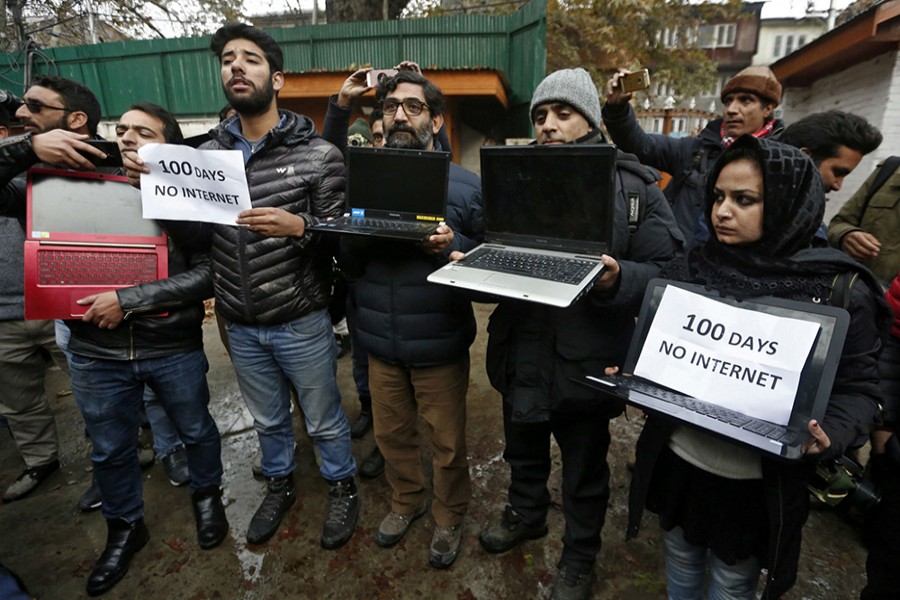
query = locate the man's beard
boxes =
[223,77,275,117]
[386,121,433,150]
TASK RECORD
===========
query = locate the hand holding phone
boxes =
[78,140,123,167]
[619,69,650,94]
[366,69,399,88]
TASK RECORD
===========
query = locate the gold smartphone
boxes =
[619,69,650,94]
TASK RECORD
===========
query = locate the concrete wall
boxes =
[780,50,900,223]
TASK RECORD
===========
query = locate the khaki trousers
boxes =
[0,319,69,467]
[369,354,471,527]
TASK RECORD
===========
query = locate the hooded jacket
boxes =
[627,137,889,599]
[200,111,345,326]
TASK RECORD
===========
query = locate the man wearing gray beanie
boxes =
[602,66,784,246]
[474,68,681,600]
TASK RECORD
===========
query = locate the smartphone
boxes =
[619,69,650,94]
[366,68,399,88]
[79,140,123,167]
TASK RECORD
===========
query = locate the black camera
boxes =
[808,455,881,512]
[0,89,24,114]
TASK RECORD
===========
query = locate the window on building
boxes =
[698,23,736,48]
[798,34,807,48]
[774,35,782,57]
[785,35,795,55]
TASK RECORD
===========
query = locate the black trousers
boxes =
[862,452,900,600]
[502,399,612,572]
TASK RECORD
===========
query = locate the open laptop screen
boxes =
[346,147,450,216]
[480,145,616,253]
[29,169,162,238]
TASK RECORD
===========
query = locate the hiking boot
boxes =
[375,503,428,547]
[429,523,462,569]
[550,563,595,600]
[161,447,190,487]
[246,473,295,545]
[359,446,385,479]
[78,478,103,512]
[478,505,548,553]
[3,460,60,503]
[320,477,360,549]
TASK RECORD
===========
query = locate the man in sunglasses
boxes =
[0,76,106,507]
[339,70,482,568]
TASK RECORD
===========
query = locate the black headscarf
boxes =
[663,136,879,301]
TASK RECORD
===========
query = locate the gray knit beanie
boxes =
[530,68,602,129]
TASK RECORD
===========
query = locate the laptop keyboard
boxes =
[611,376,802,445]
[464,248,597,285]
[38,250,158,286]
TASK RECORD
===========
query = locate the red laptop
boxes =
[24,167,168,320]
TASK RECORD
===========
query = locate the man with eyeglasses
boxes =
[339,70,482,568]
[0,76,107,507]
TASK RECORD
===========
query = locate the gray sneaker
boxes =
[429,523,462,569]
[375,503,428,547]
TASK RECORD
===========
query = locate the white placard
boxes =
[633,286,821,425]
[138,143,251,226]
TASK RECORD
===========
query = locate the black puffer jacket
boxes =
[486,134,682,422]
[201,111,345,325]
[341,148,482,367]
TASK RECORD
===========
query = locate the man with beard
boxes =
[0,76,102,505]
[339,70,482,568]
[153,23,358,550]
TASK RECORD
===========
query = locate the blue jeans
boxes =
[226,309,354,481]
[143,387,184,457]
[69,349,223,522]
[663,526,761,600]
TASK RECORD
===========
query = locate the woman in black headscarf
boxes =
[621,136,890,599]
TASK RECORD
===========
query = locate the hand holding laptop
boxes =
[421,223,453,255]
[591,255,620,292]
[78,291,125,329]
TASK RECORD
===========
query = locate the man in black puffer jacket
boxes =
[340,70,482,569]
[196,23,357,552]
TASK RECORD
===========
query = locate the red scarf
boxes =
[720,119,775,148]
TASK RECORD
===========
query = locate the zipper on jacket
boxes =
[238,226,254,321]
[128,322,136,360]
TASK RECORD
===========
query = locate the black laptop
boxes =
[576,279,850,460]
[308,146,450,242]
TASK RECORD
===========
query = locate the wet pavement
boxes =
[0,304,870,599]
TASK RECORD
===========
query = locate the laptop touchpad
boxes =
[484,273,521,287]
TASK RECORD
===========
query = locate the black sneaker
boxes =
[246,474,296,545]
[321,477,359,549]
[78,478,103,512]
[550,563,595,600]
[2,460,60,503]
[478,505,548,553]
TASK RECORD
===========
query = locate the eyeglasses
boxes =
[381,98,430,117]
[24,99,73,114]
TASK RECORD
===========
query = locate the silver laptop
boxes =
[576,279,850,460]
[427,145,616,307]
[307,146,450,242]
